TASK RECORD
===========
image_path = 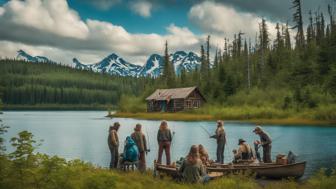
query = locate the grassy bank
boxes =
[110,104,336,125]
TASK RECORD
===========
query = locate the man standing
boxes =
[210,120,226,164]
[253,126,272,163]
[131,123,148,172]
[108,122,120,169]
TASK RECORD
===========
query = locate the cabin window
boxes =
[186,100,192,108]
[192,100,199,108]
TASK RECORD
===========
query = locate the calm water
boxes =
[2,111,336,178]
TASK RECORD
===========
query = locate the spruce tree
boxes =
[163,41,175,87]
[292,0,305,48]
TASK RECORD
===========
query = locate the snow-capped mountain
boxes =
[16,50,56,64]
[138,54,164,77]
[171,51,201,75]
[139,51,201,77]
[15,50,201,77]
[73,53,142,77]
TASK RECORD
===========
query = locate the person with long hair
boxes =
[131,123,148,172]
[210,120,226,164]
[107,122,120,169]
[179,145,208,183]
[198,144,210,166]
[253,126,272,163]
[157,120,172,165]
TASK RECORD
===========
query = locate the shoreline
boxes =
[2,104,112,111]
[109,112,336,126]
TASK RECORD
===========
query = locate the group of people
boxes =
[107,120,272,182]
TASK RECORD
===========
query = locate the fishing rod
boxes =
[198,123,212,137]
[255,134,282,149]
[145,128,151,153]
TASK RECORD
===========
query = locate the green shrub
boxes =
[118,95,146,113]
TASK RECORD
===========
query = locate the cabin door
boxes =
[161,101,167,112]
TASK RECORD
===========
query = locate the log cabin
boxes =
[146,86,206,112]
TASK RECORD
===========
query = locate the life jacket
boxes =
[123,136,139,162]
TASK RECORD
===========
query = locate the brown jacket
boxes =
[108,130,119,148]
[131,131,147,152]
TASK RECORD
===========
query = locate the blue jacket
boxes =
[123,136,139,162]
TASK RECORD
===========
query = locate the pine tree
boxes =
[163,41,175,87]
[244,39,251,89]
[206,35,211,67]
[275,23,284,50]
[307,11,315,44]
[284,23,292,49]
[259,18,269,52]
[292,0,305,48]
[200,45,207,80]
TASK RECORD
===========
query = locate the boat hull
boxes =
[207,162,306,179]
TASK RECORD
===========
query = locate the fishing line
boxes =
[170,123,176,162]
[198,123,211,137]
[145,125,151,152]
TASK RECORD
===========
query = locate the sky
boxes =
[0,0,334,65]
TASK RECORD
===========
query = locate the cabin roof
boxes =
[146,86,205,101]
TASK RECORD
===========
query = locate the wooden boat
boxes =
[154,163,223,180]
[154,161,306,179]
[207,161,307,179]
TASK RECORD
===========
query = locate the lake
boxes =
[2,111,336,178]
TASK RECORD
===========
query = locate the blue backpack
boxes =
[123,136,139,162]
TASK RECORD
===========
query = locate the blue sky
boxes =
[0,0,333,65]
[67,0,201,35]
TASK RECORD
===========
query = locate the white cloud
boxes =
[130,0,152,18]
[0,0,286,66]
[0,0,89,39]
[188,1,278,41]
[0,0,203,65]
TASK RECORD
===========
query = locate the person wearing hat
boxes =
[237,139,253,160]
[108,122,120,169]
[210,120,226,164]
[253,126,272,163]
[131,123,148,172]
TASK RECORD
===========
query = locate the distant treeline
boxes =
[0,60,152,108]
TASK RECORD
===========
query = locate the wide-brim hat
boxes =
[238,139,246,145]
[253,126,262,133]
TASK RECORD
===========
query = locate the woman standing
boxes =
[131,123,148,172]
[157,120,172,165]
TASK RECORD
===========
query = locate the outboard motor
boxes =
[287,151,296,164]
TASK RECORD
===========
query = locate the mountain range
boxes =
[16,50,201,77]
[17,50,57,64]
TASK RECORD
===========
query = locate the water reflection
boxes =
[2,111,336,178]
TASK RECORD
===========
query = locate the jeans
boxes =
[138,151,146,172]
[262,145,272,163]
[109,146,119,169]
[158,141,171,165]
[216,142,225,164]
